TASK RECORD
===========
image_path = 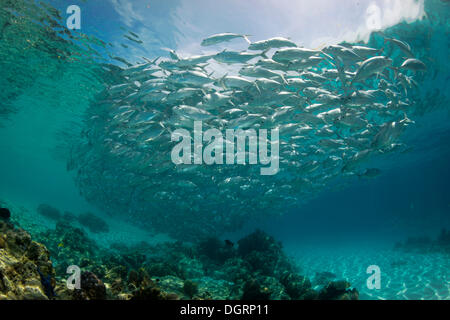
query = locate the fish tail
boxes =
[243,34,251,44]
[218,73,228,90]
[149,56,160,65]
[260,48,269,59]
[254,81,261,94]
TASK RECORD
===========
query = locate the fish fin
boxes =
[219,73,228,90]
[334,57,348,90]
[260,48,270,59]
[163,48,180,60]
[320,51,336,68]
[151,56,160,65]
[254,81,261,94]
[402,112,415,124]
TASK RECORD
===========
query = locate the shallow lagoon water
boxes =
[0,0,449,300]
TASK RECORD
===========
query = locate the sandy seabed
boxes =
[291,247,450,300]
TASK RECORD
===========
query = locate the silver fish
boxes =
[201,33,250,46]
[248,37,297,50]
[272,47,320,63]
[351,56,393,85]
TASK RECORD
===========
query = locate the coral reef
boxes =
[0,207,10,220]
[0,220,55,300]
[1,218,358,300]
[62,211,77,223]
[197,237,235,264]
[73,271,106,300]
[77,212,109,234]
[35,204,110,235]
[314,271,337,286]
[394,229,450,253]
[280,272,312,299]
[35,221,99,276]
[36,204,61,221]
[241,279,271,300]
[182,279,199,298]
[318,281,359,300]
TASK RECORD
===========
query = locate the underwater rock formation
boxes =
[0,221,55,300]
[241,279,272,300]
[35,221,100,276]
[279,272,312,299]
[77,212,109,234]
[73,271,106,300]
[237,229,295,277]
[62,211,77,223]
[36,204,61,221]
[36,204,109,235]
[0,207,10,220]
[318,280,359,300]
[182,279,199,298]
[197,237,236,264]
[1,216,358,300]
[394,229,450,253]
[314,271,337,286]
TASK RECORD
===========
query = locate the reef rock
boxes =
[0,221,55,300]
[72,271,107,300]
[77,212,109,234]
[0,207,11,220]
[36,204,61,221]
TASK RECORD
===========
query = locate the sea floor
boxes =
[289,246,450,300]
[0,197,171,248]
[1,196,448,300]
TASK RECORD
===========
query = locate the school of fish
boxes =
[71,32,428,240]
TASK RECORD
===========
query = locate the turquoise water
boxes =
[0,0,449,300]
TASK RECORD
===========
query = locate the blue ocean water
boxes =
[0,0,449,300]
